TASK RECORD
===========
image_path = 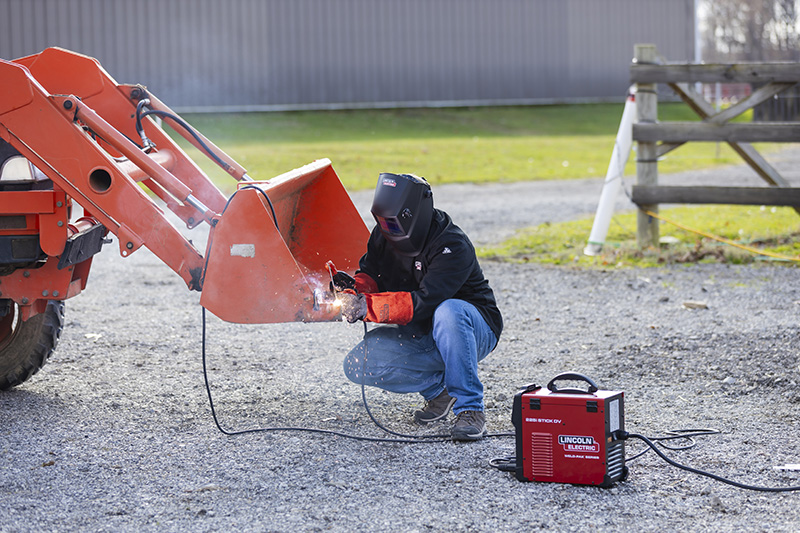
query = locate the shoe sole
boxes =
[413,396,456,425]
[451,424,486,441]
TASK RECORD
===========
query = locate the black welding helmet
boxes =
[371,173,434,257]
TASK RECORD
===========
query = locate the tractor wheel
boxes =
[0,300,65,390]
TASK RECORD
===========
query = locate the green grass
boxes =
[170,103,772,192]
[479,205,800,268]
[164,104,797,267]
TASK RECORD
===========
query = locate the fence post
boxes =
[635,44,659,248]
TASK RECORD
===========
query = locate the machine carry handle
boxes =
[546,372,599,395]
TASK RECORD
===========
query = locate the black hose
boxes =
[140,109,232,172]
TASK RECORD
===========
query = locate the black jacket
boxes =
[357,209,503,341]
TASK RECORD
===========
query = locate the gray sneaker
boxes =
[413,390,456,424]
[452,410,486,441]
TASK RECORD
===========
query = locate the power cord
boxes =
[624,428,720,462]
[618,430,800,493]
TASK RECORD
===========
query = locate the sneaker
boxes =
[452,410,486,441]
[413,390,456,425]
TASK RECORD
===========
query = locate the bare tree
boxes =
[701,0,799,120]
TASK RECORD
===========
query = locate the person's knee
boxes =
[433,299,470,332]
[342,350,364,383]
[433,299,461,322]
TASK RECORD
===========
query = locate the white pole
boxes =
[584,89,636,256]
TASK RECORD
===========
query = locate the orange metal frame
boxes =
[0,47,369,323]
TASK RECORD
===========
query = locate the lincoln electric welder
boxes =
[512,373,628,487]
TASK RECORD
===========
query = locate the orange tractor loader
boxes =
[0,47,369,390]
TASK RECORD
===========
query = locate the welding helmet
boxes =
[371,173,434,257]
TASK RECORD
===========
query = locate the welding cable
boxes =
[355,322,450,441]
[619,431,800,492]
[198,185,278,290]
[198,187,452,443]
[356,322,514,440]
[201,301,510,443]
[625,428,720,462]
[200,307,451,444]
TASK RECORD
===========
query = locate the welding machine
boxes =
[511,373,628,487]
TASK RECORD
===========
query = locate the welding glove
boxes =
[339,290,367,323]
[339,289,414,325]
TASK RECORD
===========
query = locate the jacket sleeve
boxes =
[355,227,385,292]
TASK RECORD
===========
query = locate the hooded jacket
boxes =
[355,209,503,343]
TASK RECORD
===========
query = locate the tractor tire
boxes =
[0,300,64,390]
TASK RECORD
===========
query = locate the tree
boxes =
[701,0,799,61]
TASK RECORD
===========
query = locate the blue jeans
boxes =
[342,299,497,414]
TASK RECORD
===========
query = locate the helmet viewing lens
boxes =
[377,216,405,236]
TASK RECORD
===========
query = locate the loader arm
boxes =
[0,48,369,324]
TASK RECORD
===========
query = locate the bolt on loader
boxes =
[0,47,369,390]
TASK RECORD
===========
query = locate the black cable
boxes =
[201,307,452,444]
[198,176,510,443]
[237,185,279,233]
[622,432,800,493]
[198,184,278,290]
[625,428,720,462]
[489,427,720,472]
[199,187,481,443]
[356,321,450,441]
[355,321,513,440]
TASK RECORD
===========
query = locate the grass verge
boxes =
[478,205,800,268]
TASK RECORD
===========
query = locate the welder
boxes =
[338,173,503,441]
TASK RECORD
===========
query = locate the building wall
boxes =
[0,0,695,111]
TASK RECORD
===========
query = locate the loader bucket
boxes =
[199,159,370,324]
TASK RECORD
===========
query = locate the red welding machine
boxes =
[512,373,628,487]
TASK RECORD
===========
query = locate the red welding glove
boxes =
[339,289,414,324]
[339,290,367,323]
[362,291,414,325]
[354,272,379,294]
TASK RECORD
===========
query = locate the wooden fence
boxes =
[628,44,800,248]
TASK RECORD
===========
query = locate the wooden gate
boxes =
[629,44,800,248]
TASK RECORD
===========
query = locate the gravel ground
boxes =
[1,148,800,532]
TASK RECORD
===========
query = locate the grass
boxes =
[170,103,771,192]
[478,205,800,268]
[164,104,796,267]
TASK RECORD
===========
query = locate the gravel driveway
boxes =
[1,148,799,532]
